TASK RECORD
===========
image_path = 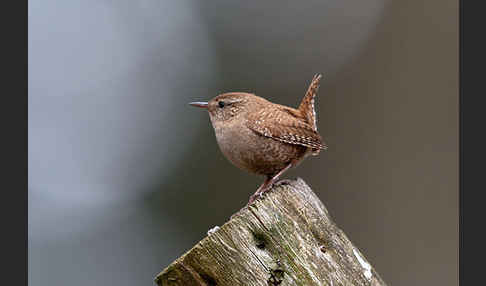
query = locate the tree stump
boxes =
[155,178,387,286]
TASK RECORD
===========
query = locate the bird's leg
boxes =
[247,162,294,205]
[248,175,273,205]
[258,162,293,196]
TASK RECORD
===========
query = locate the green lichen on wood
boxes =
[155,178,387,286]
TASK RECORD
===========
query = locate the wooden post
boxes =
[155,178,387,286]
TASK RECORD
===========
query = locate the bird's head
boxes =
[189,92,265,123]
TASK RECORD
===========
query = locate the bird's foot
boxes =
[247,192,260,206]
[247,184,274,206]
[232,178,285,221]
[230,192,263,221]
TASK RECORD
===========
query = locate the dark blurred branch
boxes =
[154,178,386,286]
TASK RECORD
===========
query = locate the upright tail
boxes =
[298,74,322,132]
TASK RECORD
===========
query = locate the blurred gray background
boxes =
[28,0,458,285]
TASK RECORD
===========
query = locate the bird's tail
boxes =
[298,74,322,132]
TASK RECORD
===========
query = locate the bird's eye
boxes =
[218,101,225,108]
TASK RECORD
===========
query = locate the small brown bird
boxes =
[189,74,327,205]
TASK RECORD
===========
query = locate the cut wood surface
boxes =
[155,178,386,286]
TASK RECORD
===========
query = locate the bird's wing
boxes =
[246,106,327,150]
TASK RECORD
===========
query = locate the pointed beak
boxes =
[189,101,208,109]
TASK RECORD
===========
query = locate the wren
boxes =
[189,74,327,205]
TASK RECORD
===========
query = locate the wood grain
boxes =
[155,178,386,286]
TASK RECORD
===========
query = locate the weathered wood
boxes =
[155,178,386,286]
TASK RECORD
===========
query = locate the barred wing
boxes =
[246,107,327,150]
